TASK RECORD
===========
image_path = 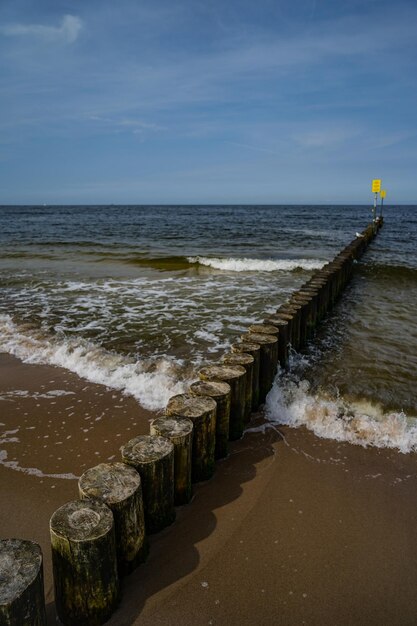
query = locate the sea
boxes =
[0,205,416,452]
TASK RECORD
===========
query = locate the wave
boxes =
[188,256,325,272]
[265,376,417,454]
[120,255,192,271]
[0,315,188,411]
[365,262,417,282]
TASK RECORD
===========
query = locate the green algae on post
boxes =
[120,435,175,534]
[198,364,246,441]
[50,499,119,626]
[231,341,261,410]
[165,394,216,482]
[221,352,254,422]
[78,462,148,575]
[240,333,278,403]
[150,416,194,505]
[189,380,231,460]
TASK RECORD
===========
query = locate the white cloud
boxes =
[0,15,82,44]
[292,129,357,148]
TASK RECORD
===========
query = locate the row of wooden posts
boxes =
[0,219,383,625]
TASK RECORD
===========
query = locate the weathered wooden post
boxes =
[263,315,290,367]
[0,539,46,626]
[292,290,318,337]
[231,341,261,410]
[306,278,328,320]
[288,296,311,346]
[121,435,175,533]
[276,304,301,350]
[50,499,119,626]
[222,352,254,421]
[271,311,294,351]
[166,394,217,481]
[78,462,148,575]
[150,416,194,505]
[199,364,246,440]
[189,380,231,459]
[240,332,278,402]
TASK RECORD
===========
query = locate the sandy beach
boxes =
[1,353,417,625]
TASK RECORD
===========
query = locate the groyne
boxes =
[0,218,383,625]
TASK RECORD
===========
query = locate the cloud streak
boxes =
[0,15,82,44]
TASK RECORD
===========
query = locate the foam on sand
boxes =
[0,314,188,411]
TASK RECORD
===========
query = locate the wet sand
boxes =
[1,353,417,625]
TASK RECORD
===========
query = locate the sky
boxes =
[0,0,416,204]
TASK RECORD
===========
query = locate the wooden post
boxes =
[277,304,302,349]
[240,332,278,403]
[150,416,194,505]
[249,323,279,337]
[271,312,294,353]
[189,380,231,459]
[231,341,261,410]
[78,462,148,575]
[50,500,119,626]
[0,539,46,626]
[165,394,217,482]
[288,296,311,347]
[263,315,290,368]
[198,364,246,440]
[222,352,254,422]
[120,435,175,533]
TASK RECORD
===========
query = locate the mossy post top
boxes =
[0,539,43,605]
[222,352,254,366]
[121,435,174,465]
[241,332,277,345]
[78,462,141,506]
[199,364,246,381]
[150,416,193,439]
[231,341,260,353]
[248,324,279,335]
[166,393,217,418]
[189,379,231,398]
[50,499,114,542]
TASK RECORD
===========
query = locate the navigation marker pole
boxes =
[371,179,381,233]
[380,189,386,217]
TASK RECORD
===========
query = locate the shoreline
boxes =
[1,353,417,624]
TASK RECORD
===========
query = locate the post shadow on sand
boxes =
[44,415,282,625]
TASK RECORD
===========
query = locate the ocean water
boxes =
[0,205,416,451]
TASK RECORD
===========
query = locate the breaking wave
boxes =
[0,315,189,411]
[265,376,417,454]
[188,256,325,272]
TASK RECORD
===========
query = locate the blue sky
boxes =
[1,0,416,204]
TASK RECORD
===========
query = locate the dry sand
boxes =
[1,353,417,625]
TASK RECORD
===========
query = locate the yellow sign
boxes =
[372,179,381,193]
[380,190,386,198]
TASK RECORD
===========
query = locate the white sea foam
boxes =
[265,377,417,454]
[0,315,188,411]
[188,256,325,272]
[0,449,79,480]
[1,389,76,401]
